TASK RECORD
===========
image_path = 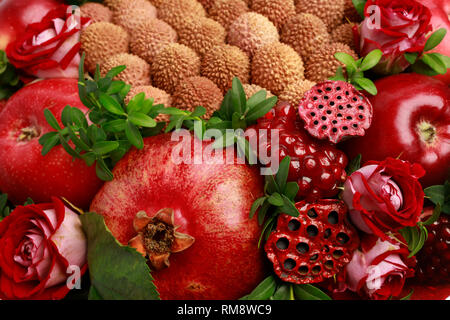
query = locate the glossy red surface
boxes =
[341,73,450,187]
[0,79,103,208]
[90,133,268,300]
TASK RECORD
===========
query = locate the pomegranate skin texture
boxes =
[90,133,267,300]
[0,79,103,209]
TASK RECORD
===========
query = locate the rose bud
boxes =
[334,234,415,300]
[0,197,87,300]
[342,157,425,239]
[358,0,432,74]
[6,5,91,79]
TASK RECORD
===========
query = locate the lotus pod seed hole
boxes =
[306,225,319,237]
[298,266,309,275]
[284,258,296,271]
[327,211,339,224]
[311,266,321,274]
[333,250,344,259]
[337,232,350,244]
[288,219,301,231]
[276,237,290,250]
[307,208,318,218]
[296,242,309,254]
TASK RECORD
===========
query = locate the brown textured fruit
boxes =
[126,85,172,123]
[279,79,316,106]
[251,0,296,30]
[243,84,274,99]
[305,42,358,83]
[281,13,330,64]
[208,0,249,31]
[252,42,305,95]
[80,3,112,23]
[130,19,178,65]
[81,22,129,73]
[177,17,226,57]
[295,0,345,32]
[331,23,357,51]
[171,76,223,118]
[112,0,157,33]
[227,12,279,57]
[158,0,206,32]
[100,53,151,87]
[201,44,250,93]
[103,0,122,10]
[151,43,201,94]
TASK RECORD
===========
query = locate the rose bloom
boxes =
[334,234,415,300]
[6,5,91,79]
[0,197,87,300]
[359,0,432,74]
[342,158,425,239]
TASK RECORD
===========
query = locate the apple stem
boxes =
[417,121,437,146]
[17,126,40,142]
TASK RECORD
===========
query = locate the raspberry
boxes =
[265,200,359,284]
[247,101,348,201]
[415,212,450,284]
[298,81,373,144]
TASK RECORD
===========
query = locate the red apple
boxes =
[90,133,267,300]
[417,0,450,84]
[0,78,103,208]
[341,73,450,188]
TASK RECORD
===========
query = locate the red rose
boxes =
[335,234,415,300]
[0,197,87,300]
[6,5,90,79]
[342,158,425,240]
[359,0,432,74]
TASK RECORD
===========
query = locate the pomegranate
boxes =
[90,133,267,300]
[0,79,103,209]
[0,0,63,50]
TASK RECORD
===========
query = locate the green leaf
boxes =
[249,197,267,219]
[40,132,60,156]
[284,182,299,201]
[96,158,114,181]
[128,112,157,128]
[424,28,447,52]
[92,141,120,156]
[360,49,383,71]
[125,120,144,149]
[268,193,284,206]
[424,184,447,207]
[80,212,160,300]
[352,0,367,19]
[334,52,357,71]
[275,156,290,193]
[346,154,362,175]
[329,66,347,82]
[246,90,267,110]
[102,119,127,133]
[271,284,292,300]
[245,96,278,123]
[400,289,414,300]
[189,106,207,118]
[105,65,127,79]
[99,92,125,115]
[423,204,441,226]
[408,226,427,258]
[230,77,246,115]
[278,194,300,217]
[404,52,419,65]
[421,53,447,75]
[294,284,332,300]
[81,152,97,167]
[353,77,377,95]
[240,276,277,300]
[44,109,62,131]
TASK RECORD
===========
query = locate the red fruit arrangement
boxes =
[0,0,449,303]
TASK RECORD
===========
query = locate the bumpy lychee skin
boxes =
[248,102,348,200]
[103,0,122,10]
[112,0,157,33]
[279,79,316,106]
[298,81,373,144]
[416,212,450,285]
[281,13,330,64]
[251,0,296,30]
[151,43,201,94]
[81,22,129,73]
[177,17,226,57]
[265,200,359,284]
[331,23,357,51]
[80,3,113,23]
[100,53,151,87]
[295,0,345,32]
[126,85,172,123]
[208,0,248,31]
[172,76,223,119]
[305,42,358,83]
[227,12,279,57]
[243,84,274,99]
[201,44,250,93]
[130,19,178,65]
[252,42,305,96]
[158,0,206,32]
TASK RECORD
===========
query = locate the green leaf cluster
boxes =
[249,156,300,247]
[424,181,450,215]
[345,154,362,175]
[0,193,11,222]
[240,275,332,300]
[352,0,367,19]
[80,212,160,300]
[39,54,165,181]
[331,49,382,95]
[408,29,450,76]
[0,50,22,100]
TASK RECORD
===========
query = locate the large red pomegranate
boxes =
[0,79,103,209]
[90,133,268,300]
